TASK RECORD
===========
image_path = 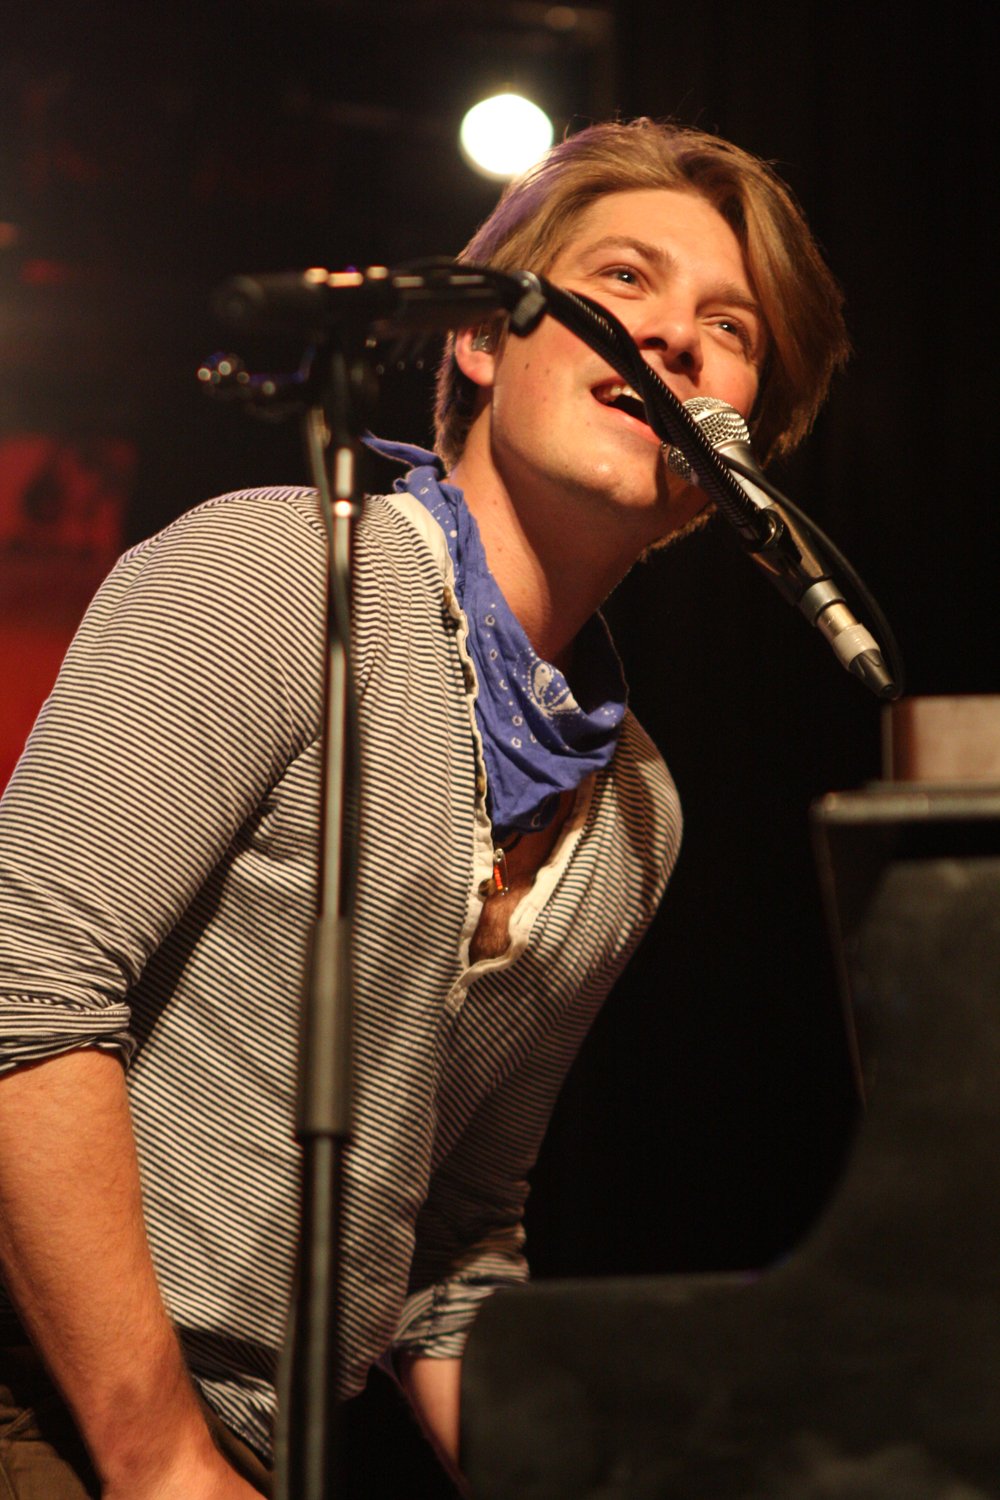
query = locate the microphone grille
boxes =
[665,396,750,481]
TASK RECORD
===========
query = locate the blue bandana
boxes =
[365,438,627,841]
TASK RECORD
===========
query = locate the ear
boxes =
[453,327,498,390]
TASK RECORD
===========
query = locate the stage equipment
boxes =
[459,93,555,179]
[458,699,1000,1497]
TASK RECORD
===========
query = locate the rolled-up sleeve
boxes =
[0,489,326,1072]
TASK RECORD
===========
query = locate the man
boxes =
[0,119,849,1496]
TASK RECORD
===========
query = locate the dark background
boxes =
[0,1,992,1277]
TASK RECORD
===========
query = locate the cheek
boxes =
[495,355,560,423]
[717,364,759,420]
[738,362,760,416]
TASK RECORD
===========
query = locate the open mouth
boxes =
[592,381,648,425]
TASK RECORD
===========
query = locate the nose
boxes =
[634,302,703,379]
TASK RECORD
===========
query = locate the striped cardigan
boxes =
[0,484,682,1460]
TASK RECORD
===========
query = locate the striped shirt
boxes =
[0,484,682,1461]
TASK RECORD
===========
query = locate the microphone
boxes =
[666,397,898,699]
[213,263,547,339]
[666,396,777,518]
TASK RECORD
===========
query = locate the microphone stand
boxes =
[284,331,371,1500]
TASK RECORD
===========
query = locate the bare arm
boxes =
[0,1048,258,1499]
[398,1353,464,1471]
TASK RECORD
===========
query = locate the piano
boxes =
[460,696,1000,1498]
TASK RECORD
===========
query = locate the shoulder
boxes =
[96,486,457,686]
[127,485,326,563]
[107,486,451,623]
[127,485,446,561]
[98,487,327,640]
[356,491,452,587]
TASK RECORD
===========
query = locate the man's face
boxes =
[460,187,765,552]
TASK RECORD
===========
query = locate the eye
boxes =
[711,315,754,355]
[600,263,644,289]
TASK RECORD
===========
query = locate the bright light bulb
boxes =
[459,94,554,181]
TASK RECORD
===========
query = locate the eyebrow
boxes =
[574,234,765,323]
[576,234,676,273]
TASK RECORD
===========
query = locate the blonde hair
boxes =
[434,118,850,468]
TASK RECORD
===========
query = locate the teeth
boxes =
[595,383,641,404]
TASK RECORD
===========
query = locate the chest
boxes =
[469,792,575,963]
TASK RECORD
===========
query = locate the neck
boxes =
[448,441,642,672]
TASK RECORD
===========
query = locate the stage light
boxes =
[459,94,554,181]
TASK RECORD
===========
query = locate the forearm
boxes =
[0,1048,224,1492]
[398,1353,463,1466]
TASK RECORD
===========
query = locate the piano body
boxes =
[460,697,1000,1498]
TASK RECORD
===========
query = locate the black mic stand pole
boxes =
[282,331,372,1500]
